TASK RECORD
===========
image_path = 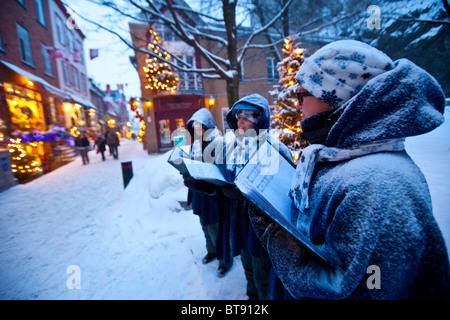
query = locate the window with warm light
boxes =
[4,83,45,131]
[159,119,171,147]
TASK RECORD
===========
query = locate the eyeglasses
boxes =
[297,91,313,106]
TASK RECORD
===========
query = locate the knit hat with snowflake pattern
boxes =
[295,40,395,108]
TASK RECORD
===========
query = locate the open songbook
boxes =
[168,145,233,187]
[234,139,331,264]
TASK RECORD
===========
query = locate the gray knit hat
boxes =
[295,40,395,108]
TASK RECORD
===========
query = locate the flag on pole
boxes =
[90,49,99,60]
[52,48,68,60]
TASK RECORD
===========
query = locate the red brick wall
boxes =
[0,0,59,88]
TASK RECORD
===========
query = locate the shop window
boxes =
[55,15,66,45]
[80,73,87,95]
[176,55,202,91]
[4,83,45,131]
[17,24,34,66]
[41,43,53,76]
[267,56,279,83]
[0,29,5,53]
[62,61,70,85]
[159,119,171,148]
[67,31,74,54]
[71,66,80,91]
[76,40,84,65]
[35,0,46,27]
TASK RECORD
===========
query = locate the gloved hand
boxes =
[248,203,276,246]
[183,174,216,195]
[220,184,247,201]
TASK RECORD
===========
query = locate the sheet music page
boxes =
[235,140,333,265]
[185,160,232,186]
[236,145,294,223]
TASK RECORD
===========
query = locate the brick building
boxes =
[0,0,96,185]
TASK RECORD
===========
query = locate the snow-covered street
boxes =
[0,140,246,299]
[0,107,449,300]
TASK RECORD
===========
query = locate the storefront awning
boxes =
[0,60,69,100]
[67,92,97,110]
[1,60,99,112]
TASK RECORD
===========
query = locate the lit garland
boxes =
[129,98,145,142]
[137,120,145,142]
[144,29,178,93]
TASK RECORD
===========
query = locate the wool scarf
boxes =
[290,138,406,211]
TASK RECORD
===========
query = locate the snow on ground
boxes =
[0,107,449,300]
[0,141,246,300]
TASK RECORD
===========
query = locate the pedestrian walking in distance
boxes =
[75,131,90,165]
[106,128,120,160]
[95,133,107,161]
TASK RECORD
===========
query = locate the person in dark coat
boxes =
[183,108,233,277]
[75,131,90,165]
[249,40,450,299]
[94,133,107,161]
[216,94,292,300]
[106,128,119,159]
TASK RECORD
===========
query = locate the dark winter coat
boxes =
[253,59,450,299]
[106,131,119,146]
[216,94,292,261]
[186,108,220,226]
[95,136,106,152]
[75,135,90,148]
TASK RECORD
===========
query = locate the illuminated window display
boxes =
[4,82,45,132]
[159,119,171,148]
[173,118,186,146]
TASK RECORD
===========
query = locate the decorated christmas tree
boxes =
[144,28,178,94]
[271,38,308,161]
[7,138,43,183]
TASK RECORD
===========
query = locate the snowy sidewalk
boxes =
[0,140,246,299]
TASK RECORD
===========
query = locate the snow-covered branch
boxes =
[237,0,295,63]
[65,3,218,76]
[164,0,231,79]
[170,3,224,22]
[243,11,360,51]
